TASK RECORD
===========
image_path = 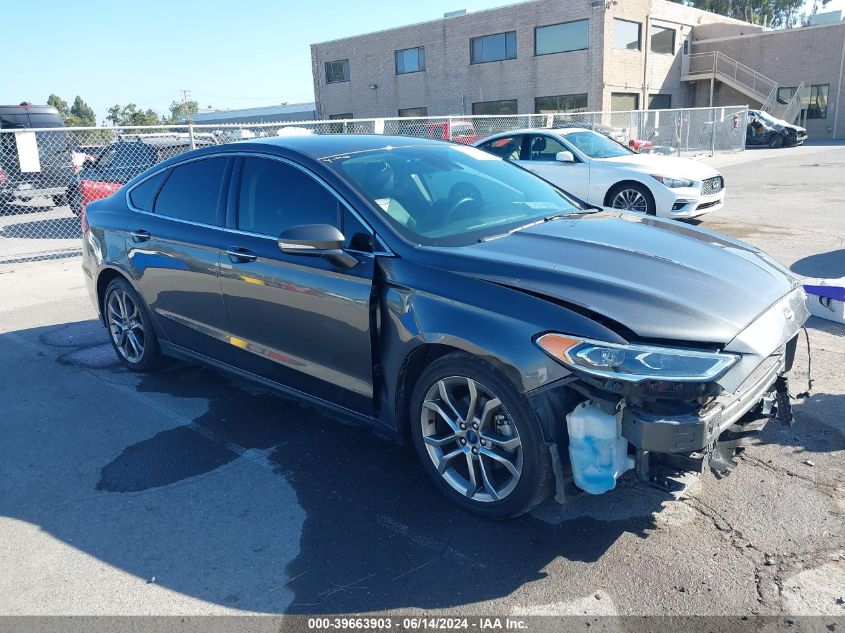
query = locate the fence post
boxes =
[447,116,453,141]
[710,107,717,156]
[188,124,195,150]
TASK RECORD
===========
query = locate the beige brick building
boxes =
[310,0,844,139]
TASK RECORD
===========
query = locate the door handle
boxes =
[130,229,151,242]
[226,247,258,263]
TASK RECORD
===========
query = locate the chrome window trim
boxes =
[124,150,395,257]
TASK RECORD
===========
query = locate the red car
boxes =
[399,120,482,145]
[70,134,215,217]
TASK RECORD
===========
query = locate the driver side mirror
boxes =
[555,151,575,163]
[278,223,358,269]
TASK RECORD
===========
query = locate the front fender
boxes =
[376,257,622,431]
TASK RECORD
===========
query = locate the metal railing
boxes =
[0,105,747,266]
[780,82,805,124]
[687,51,778,109]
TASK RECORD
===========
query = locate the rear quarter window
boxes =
[129,172,167,212]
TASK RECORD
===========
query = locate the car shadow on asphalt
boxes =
[121,363,668,613]
[1,318,783,613]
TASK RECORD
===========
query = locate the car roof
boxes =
[228,134,448,159]
[480,127,592,141]
[0,104,61,115]
[115,135,214,149]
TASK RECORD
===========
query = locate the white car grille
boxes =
[702,176,723,196]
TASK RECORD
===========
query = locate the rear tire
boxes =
[52,194,68,207]
[103,277,166,372]
[409,352,554,519]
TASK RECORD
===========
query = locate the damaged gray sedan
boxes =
[82,135,809,518]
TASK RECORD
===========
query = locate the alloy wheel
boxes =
[420,376,523,503]
[106,289,145,363]
[611,188,649,213]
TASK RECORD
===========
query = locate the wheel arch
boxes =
[393,341,528,443]
[603,178,657,209]
[96,267,129,319]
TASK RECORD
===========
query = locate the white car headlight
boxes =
[652,175,695,189]
[536,334,738,383]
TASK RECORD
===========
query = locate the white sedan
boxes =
[474,128,725,219]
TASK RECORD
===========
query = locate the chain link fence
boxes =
[0,106,746,266]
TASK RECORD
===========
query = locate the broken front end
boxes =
[537,287,810,495]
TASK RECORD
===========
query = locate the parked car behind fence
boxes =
[69,133,216,217]
[0,103,73,208]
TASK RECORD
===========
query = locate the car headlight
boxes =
[651,175,694,188]
[536,334,738,383]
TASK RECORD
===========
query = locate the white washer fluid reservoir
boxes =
[565,400,635,494]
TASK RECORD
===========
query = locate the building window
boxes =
[535,20,589,55]
[470,32,517,64]
[807,84,829,119]
[325,59,350,84]
[648,94,672,109]
[613,19,641,51]
[650,25,675,55]
[398,107,428,117]
[328,113,352,119]
[777,86,797,105]
[396,47,425,74]
[472,99,518,115]
[611,92,639,111]
[535,94,588,113]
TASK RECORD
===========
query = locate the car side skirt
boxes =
[158,340,400,441]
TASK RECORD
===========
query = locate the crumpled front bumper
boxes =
[621,348,788,453]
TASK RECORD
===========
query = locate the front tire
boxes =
[52,193,68,207]
[607,182,656,215]
[410,352,554,518]
[103,277,165,372]
[768,133,784,149]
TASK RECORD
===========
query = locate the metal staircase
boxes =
[682,51,804,123]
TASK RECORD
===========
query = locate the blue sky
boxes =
[0,0,840,123]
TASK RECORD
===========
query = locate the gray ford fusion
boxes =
[82,135,808,518]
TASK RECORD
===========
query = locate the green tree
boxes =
[106,103,163,127]
[166,99,200,124]
[47,94,98,126]
[69,96,97,126]
[671,0,829,28]
[47,94,70,118]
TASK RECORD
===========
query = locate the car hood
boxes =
[596,154,720,181]
[427,211,797,344]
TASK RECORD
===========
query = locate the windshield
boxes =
[755,111,782,127]
[562,130,632,159]
[323,144,583,246]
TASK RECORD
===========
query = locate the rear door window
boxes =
[476,135,523,160]
[154,158,228,225]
